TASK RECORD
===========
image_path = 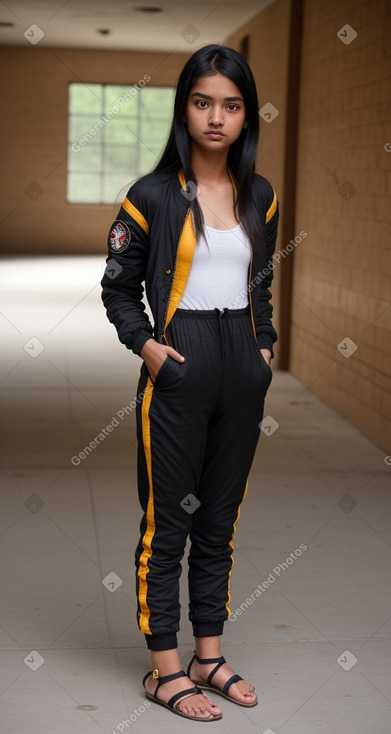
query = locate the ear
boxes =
[243,120,248,129]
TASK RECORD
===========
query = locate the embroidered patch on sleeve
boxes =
[108,220,131,254]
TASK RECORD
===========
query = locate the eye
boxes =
[196,100,208,108]
[227,104,240,111]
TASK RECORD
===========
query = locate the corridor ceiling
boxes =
[0,0,276,52]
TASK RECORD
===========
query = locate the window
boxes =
[67,82,175,204]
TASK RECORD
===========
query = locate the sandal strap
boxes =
[192,651,227,687]
[169,685,203,710]
[207,660,226,686]
[194,651,226,665]
[154,669,186,698]
[222,673,243,696]
[189,651,244,693]
[157,669,186,684]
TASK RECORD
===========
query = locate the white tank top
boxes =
[178,223,251,310]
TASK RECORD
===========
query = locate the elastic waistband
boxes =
[174,305,250,319]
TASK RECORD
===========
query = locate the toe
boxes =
[204,695,222,712]
[242,690,257,704]
[243,692,256,702]
[177,694,218,719]
[230,681,257,703]
[179,702,212,718]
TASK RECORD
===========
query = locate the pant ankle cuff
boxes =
[144,632,178,651]
[192,621,224,638]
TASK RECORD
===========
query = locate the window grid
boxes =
[67,83,174,205]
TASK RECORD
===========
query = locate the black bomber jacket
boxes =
[101,167,279,358]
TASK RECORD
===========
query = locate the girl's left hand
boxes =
[260,349,272,367]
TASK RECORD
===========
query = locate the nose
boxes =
[208,105,224,127]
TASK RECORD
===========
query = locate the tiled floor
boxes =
[0,255,390,734]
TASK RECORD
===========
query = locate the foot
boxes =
[189,655,257,705]
[144,671,222,719]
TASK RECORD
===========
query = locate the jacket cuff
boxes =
[256,333,275,358]
[127,329,154,357]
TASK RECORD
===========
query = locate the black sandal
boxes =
[187,651,258,707]
[142,667,223,721]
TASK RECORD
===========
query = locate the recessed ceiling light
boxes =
[133,6,162,12]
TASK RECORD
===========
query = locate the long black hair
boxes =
[154,43,266,263]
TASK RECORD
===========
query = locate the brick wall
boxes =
[291,0,391,450]
[227,0,391,450]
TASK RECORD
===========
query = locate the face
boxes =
[184,72,247,152]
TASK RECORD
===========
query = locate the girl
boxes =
[101,43,279,722]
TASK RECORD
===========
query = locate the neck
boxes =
[189,143,230,185]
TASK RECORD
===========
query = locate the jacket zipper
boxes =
[161,206,190,347]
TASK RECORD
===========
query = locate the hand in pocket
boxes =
[140,338,185,384]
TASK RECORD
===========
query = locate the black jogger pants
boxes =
[134,305,273,651]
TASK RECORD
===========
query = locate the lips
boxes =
[205,132,225,139]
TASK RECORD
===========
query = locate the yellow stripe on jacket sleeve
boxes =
[122,197,149,235]
[265,188,277,223]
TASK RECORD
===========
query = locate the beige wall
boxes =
[227,0,391,450]
[0,47,189,255]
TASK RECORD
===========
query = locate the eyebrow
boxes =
[190,92,244,102]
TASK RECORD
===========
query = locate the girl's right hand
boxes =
[140,338,185,384]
